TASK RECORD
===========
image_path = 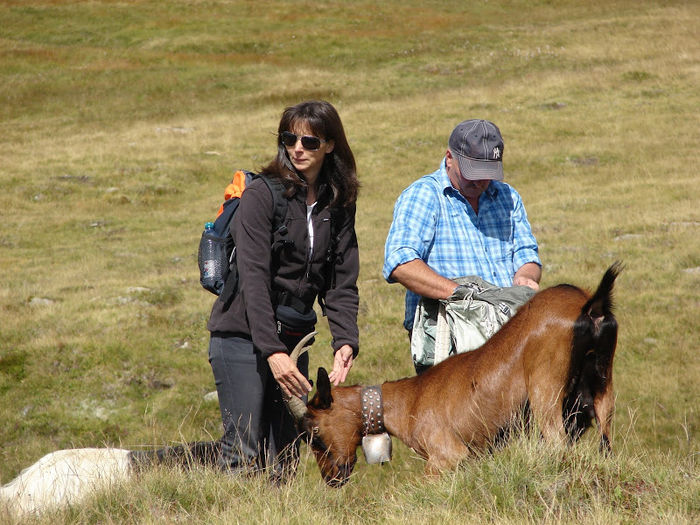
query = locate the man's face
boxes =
[445,150,491,201]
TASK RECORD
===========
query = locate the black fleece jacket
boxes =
[207,176,360,359]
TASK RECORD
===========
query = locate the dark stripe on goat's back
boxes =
[562,264,620,442]
[562,313,598,441]
[129,440,222,472]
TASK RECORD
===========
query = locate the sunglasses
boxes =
[280,131,327,151]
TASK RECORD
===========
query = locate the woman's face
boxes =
[283,121,334,182]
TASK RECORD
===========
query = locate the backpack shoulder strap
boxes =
[218,172,288,308]
[318,206,345,315]
[252,173,288,234]
[329,207,343,260]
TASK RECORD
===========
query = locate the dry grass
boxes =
[0,0,698,523]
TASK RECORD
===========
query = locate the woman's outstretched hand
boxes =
[267,352,312,398]
[328,344,354,385]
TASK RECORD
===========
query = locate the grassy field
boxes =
[0,0,698,523]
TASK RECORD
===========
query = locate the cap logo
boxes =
[492,146,501,160]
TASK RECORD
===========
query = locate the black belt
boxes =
[273,289,314,314]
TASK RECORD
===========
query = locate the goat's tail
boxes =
[583,261,623,321]
[564,263,622,449]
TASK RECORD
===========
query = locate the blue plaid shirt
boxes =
[383,159,541,329]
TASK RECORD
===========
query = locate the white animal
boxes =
[0,440,221,518]
[0,335,314,518]
[0,448,132,518]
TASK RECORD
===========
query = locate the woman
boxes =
[206,100,360,483]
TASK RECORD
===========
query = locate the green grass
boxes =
[1,0,698,523]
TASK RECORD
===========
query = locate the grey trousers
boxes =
[208,334,309,482]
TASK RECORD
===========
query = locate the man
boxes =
[383,119,541,371]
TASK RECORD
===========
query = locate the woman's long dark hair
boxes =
[259,100,359,208]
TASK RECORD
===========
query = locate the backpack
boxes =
[411,276,536,368]
[198,170,288,303]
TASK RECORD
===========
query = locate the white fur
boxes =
[0,448,132,517]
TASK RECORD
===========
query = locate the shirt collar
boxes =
[438,157,498,199]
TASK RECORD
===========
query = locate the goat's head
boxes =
[294,367,363,487]
[282,336,361,487]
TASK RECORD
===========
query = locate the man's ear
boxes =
[316,367,333,409]
[445,148,454,167]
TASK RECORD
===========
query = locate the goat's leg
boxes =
[528,384,567,444]
[424,453,462,477]
[593,384,615,453]
[422,434,471,476]
[424,461,443,478]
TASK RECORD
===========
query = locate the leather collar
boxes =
[361,385,385,435]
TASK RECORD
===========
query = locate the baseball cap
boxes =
[448,119,504,181]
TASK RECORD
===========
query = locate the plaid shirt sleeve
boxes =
[509,187,540,273]
[383,177,440,282]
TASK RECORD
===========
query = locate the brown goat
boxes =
[296,264,621,486]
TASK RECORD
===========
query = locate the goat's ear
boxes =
[316,367,333,409]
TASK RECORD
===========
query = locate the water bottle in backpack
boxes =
[198,221,228,295]
[197,170,289,299]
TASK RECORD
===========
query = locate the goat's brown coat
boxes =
[302,265,620,485]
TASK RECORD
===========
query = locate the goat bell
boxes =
[361,432,392,464]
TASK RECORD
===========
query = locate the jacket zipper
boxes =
[299,208,314,296]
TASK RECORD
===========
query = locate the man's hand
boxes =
[328,345,354,385]
[267,352,312,398]
[513,262,542,291]
[448,284,473,301]
[513,275,540,290]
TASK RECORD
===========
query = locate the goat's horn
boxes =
[289,331,317,363]
[285,331,317,422]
